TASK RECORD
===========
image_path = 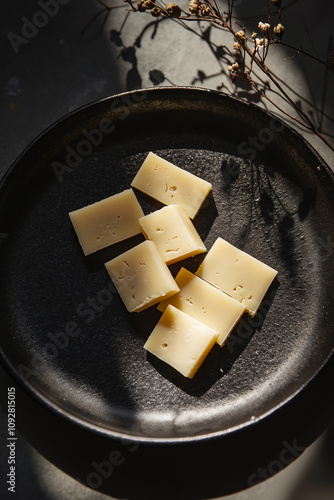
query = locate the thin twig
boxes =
[92,0,333,152]
[210,16,333,150]
[273,40,334,72]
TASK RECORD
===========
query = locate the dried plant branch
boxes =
[274,40,333,71]
[93,0,333,152]
[81,2,125,37]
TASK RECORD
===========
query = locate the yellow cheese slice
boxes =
[158,267,245,346]
[144,305,219,378]
[131,152,212,219]
[105,240,179,313]
[196,237,278,316]
[69,189,144,255]
[139,205,206,264]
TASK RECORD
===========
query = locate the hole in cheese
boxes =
[233,285,243,291]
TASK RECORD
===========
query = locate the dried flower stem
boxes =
[215,17,333,149]
[81,1,124,37]
[218,21,334,150]
[190,0,333,151]
[92,0,333,152]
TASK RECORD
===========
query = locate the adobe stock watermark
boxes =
[221,157,240,188]
[225,287,277,354]
[17,280,118,381]
[79,439,139,490]
[7,0,72,55]
[6,387,17,494]
[221,117,285,189]
[237,117,285,161]
[52,90,147,183]
[235,438,306,499]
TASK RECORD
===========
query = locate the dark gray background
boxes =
[1,1,334,499]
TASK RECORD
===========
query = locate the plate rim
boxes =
[2,86,333,191]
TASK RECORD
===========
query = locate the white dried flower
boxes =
[233,41,241,51]
[255,37,268,51]
[258,22,270,32]
[199,4,211,16]
[228,62,239,75]
[274,23,285,37]
[189,0,199,13]
[235,30,247,43]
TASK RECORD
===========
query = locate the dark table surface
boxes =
[1,1,334,499]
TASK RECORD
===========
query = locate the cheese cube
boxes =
[144,305,219,378]
[196,237,277,316]
[139,205,206,265]
[131,152,212,219]
[158,268,245,346]
[69,189,144,255]
[105,240,179,313]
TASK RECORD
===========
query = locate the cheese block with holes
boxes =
[105,240,179,313]
[158,268,245,346]
[139,205,206,264]
[196,237,278,316]
[144,305,219,378]
[69,189,144,255]
[131,152,212,219]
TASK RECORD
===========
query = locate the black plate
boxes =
[1,87,334,498]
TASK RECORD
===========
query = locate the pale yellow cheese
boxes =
[131,152,212,219]
[105,240,179,313]
[158,268,245,346]
[69,189,144,255]
[139,205,206,265]
[144,305,219,378]
[196,237,277,317]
